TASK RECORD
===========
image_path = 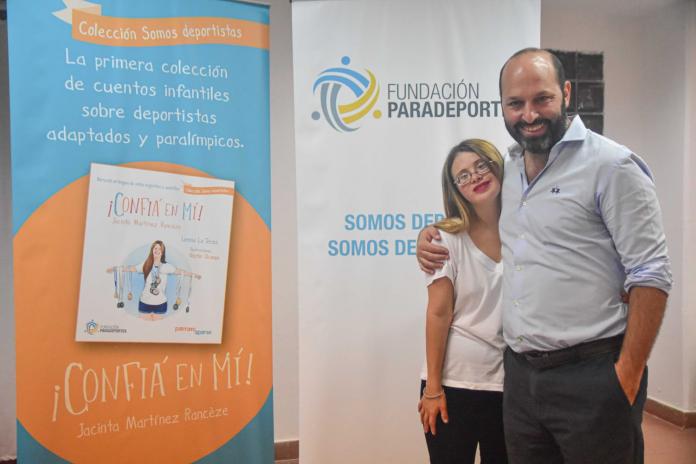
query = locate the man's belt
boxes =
[520,334,624,370]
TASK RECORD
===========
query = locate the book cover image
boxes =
[75,163,235,343]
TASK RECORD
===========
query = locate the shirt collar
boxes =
[562,115,588,142]
[507,115,587,160]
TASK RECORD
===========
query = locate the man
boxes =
[417,48,671,463]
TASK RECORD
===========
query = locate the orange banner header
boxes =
[184,184,236,196]
[71,10,269,49]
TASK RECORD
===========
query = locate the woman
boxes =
[107,240,200,320]
[419,139,507,463]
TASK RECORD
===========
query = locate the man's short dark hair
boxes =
[498,48,566,97]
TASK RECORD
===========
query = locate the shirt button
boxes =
[513,300,519,307]
[516,265,523,271]
[517,336,523,342]
[519,234,526,240]
[522,201,528,206]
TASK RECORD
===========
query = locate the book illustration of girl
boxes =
[107,240,201,320]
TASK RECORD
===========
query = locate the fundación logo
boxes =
[311,56,381,132]
[86,320,99,335]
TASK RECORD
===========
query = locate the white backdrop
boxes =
[292,1,539,462]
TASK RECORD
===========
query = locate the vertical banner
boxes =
[293,1,539,463]
[8,1,272,462]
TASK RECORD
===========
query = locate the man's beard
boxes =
[506,104,568,155]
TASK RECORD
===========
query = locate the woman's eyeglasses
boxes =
[453,160,494,186]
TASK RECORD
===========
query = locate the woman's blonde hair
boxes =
[435,139,504,234]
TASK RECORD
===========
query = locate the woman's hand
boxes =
[419,391,448,435]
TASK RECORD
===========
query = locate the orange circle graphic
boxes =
[15,162,272,463]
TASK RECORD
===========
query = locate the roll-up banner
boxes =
[8,0,272,462]
[292,1,539,462]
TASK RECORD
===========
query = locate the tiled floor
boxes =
[275,414,695,464]
[644,413,696,464]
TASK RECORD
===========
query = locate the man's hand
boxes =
[614,286,667,405]
[614,362,643,405]
[416,226,449,273]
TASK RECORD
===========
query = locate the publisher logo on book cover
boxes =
[311,56,381,132]
[85,320,99,335]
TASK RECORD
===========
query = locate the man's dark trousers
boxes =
[503,342,647,464]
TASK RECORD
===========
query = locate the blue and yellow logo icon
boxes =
[312,56,381,132]
[86,320,99,335]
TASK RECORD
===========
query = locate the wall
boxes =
[638,0,691,412]
[269,0,299,442]
[0,18,17,461]
[542,0,695,412]
[681,0,696,412]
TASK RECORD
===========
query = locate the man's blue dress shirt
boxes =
[500,116,672,352]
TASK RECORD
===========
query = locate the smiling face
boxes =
[150,241,166,263]
[451,151,501,206]
[501,51,571,155]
